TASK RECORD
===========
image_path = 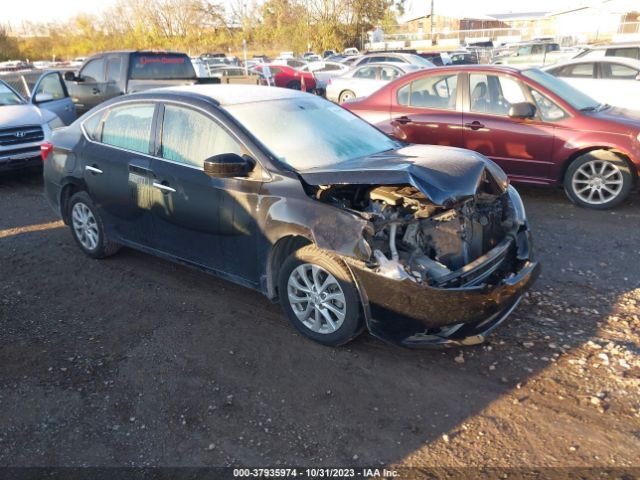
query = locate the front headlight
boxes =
[47,116,64,131]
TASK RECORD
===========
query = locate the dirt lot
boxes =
[0,170,638,473]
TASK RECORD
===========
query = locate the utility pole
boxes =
[430,0,435,42]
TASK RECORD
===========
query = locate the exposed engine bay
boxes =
[314,183,519,287]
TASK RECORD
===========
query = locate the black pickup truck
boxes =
[64,51,219,115]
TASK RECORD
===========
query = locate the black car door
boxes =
[67,57,107,115]
[148,103,264,284]
[81,102,158,245]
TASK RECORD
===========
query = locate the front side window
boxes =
[469,73,527,115]
[101,104,154,154]
[161,105,241,168]
[353,66,377,79]
[529,89,567,121]
[106,57,122,82]
[34,74,65,100]
[397,73,458,110]
[380,66,400,81]
[81,59,105,83]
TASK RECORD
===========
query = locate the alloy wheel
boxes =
[287,263,346,334]
[71,202,99,251]
[571,159,624,206]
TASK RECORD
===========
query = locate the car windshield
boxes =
[522,68,601,111]
[0,82,24,106]
[225,97,399,170]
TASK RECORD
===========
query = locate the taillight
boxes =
[41,142,54,162]
[327,78,332,85]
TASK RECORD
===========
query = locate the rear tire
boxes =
[338,90,356,104]
[278,245,363,346]
[564,151,633,210]
[68,191,120,259]
[287,80,301,90]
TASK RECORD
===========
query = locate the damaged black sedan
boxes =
[43,85,539,347]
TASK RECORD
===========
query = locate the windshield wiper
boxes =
[597,103,611,111]
[580,106,597,112]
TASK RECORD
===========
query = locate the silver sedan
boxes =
[325,62,424,104]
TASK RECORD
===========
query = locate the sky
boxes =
[2,0,595,26]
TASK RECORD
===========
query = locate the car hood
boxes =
[590,106,640,130]
[298,144,508,206]
[0,104,55,128]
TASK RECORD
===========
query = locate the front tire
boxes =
[286,80,301,90]
[278,245,363,346]
[68,191,120,259]
[564,151,633,210]
[338,90,356,104]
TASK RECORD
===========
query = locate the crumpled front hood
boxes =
[0,104,51,128]
[298,144,508,206]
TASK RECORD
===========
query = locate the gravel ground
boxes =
[0,170,638,472]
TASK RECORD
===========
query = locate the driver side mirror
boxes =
[64,71,81,82]
[204,153,253,178]
[508,102,536,119]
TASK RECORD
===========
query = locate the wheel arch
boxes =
[59,179,88,225]
[266,235,313,300]
[559,147,638,186]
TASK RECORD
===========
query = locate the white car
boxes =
[297,61,350,92]
[0,73,76,172]
[326,62,422,104]
[543,57,640,111]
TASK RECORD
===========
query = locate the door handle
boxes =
[85,165,103,174]
[394,116,411,125]
[152,182,176,194]
[464,121,485,130]
[91,88,100,94]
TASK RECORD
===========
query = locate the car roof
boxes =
[543,57,640,69]
[354,62,422,71]
[584,42,640,50]
[146,84,307,106]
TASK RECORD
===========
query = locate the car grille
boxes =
[0,125,44,147]
[438,238,512,288]
[0,145,41,158]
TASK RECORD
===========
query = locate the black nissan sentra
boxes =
[42,85,539,347]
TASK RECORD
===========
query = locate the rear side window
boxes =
[129,54,196,80]
[558,63,594,78]
[397,73,458,110]
[602,63,639,79]
[160,105,241,168]
[101,104,155,154]
[606,47,639,60]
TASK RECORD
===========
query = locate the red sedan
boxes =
[254,64,317,92]
[344,65,640,209]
